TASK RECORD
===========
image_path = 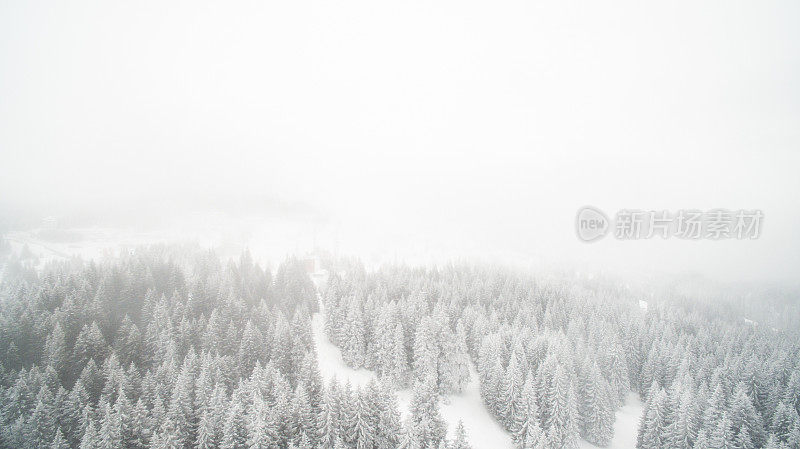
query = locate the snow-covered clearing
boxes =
[578,392,644,449]
[312,310,379,389]
[312,306,645,449]
[312,285,646,449]
[311,310,514,449]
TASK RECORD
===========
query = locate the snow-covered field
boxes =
[312,307,644,449]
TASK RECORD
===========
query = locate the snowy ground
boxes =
[311,305,644,449]
[578,392,644,449]
[312,310,379,389]
[311,309,514,449]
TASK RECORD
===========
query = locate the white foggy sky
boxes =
[1,0,799,282]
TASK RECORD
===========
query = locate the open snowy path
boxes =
[311,310,514,449]
[578,392,644,449]
[311,309,378,389]
[311,307,642,449]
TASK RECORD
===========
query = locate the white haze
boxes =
[1,0,799,283]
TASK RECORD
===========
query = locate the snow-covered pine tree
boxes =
[734,424,754,449]
[375,381,402,449]
[291,382,316,443]
[700,381,725,431]
[152,416,183,449]
[452,420,472,449]
[514,374,549,449]
[413,318,438,389]
[408,376,446,448]
[197,404,219,449]
[341,381,358,447]
[166,352,197,448]
[577,356,614,446]
[343,302,366,369]
[637,387,667,449]
[709,413,736,449]
[599,336,629,408]
[72,323,109,381]
[784,370,800,417]
[220,389,248,449]
[477,334,500,406]
[319,378,342,449]
[28,388,57,449]
[544,363,578,449]
[390,322,409,387]
[521,423,548,449]
[44,322,68,382]
[499,353,525,429]
[535,352,558,431]
[80,419,101,449]
[98,399,122,449]
[63,378,90,446]
[693,429,710,449]
[481,355,502,419]
[353,388,376,449]
[398,424,421,449]
[729,382,766,448]
[663,385,698,449]
[246,390,278,449]
[114,385,135,448]
[51,427,70,449]
[771,401,800,445]
[439,322,470,395]
[512,372,538,442]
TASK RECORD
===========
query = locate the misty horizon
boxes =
[3,0,799,284]
[2,2,800,449]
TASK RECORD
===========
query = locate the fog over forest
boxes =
[1,1,799,449]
